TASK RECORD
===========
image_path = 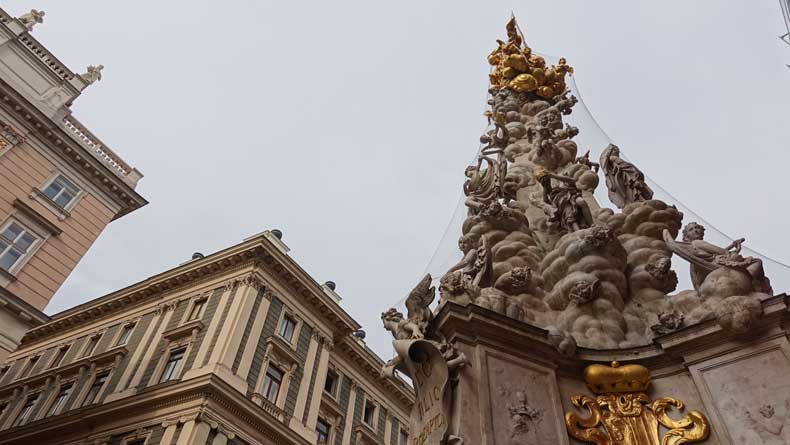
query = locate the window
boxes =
[186,298,206,321]
[261,365,284,403]
[363,399,376,427]
[17,356,38,380]
[42,175,80,209]
[82,372,109,406]
[12,394,38,427]
[399,429,409,445]
[116,324,135,346]
[323,370,338,397]
[159,347,186,383]
[81,335,101,358]
[0,221,37,272]
[316,417,331,444]
[49,345,70,369]
[278,315,296,342]
[46,383,73,417]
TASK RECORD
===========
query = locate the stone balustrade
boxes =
[61,115,142,188]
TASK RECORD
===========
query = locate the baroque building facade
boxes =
[0,231,413,445]
[0,8,146,362]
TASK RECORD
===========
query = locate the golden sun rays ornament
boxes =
[565,362,710,445]
[487,17,573,100]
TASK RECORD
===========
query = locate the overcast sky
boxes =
[6,1,789,358]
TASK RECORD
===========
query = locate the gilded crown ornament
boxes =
[584,360,651,394]
[487,16,573,100]
[565,362,710,445]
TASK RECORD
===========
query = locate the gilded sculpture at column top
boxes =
[565,361,710,445]
[487,16,573,100]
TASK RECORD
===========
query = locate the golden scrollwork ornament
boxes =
[565,361,710,445]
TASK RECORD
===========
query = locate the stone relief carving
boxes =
[18,9,44,31]
[506,390,543,443]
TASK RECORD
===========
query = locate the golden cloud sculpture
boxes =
[565,361,710,445]
[487,17,573,99]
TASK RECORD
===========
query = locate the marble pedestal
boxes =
[432,294,790,445]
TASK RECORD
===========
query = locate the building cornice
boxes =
[0,286,49,326]
[0,77,146,220]
[336,336,414,408]
[22,233,359,347]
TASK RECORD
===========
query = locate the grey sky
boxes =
[6,1,789,358]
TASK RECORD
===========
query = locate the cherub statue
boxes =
[599,144,653,209]
[531,169,593,233]
[444,235,493,289]
[19,9,44,31]
[81,65,104,85]
[663,222,771,293]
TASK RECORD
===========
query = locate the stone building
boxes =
[0,8,146,362]
[0,230,413,444]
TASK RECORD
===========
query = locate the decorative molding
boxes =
[29,188,71,221]
[0,346,127,397]
[161,319,203,342]
[12,198,62,235]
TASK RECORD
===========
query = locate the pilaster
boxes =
[124,302,176,392]
[341,380,358,445]
[105,309,163,401]
[306,336,333,429]
[289,330,321,432]
[175,419,211,445]
[235,289,273,380]
[384,414,393,445]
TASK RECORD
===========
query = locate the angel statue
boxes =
[19,9,45,31]
[531,169,593,233]
[599,144,653,209]
[381,275,436,377]
[663,222,771,293]
[80,65,104,86]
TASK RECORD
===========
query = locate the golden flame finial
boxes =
[488,16,573,100]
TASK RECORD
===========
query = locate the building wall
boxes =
[0,127,118,310]
[0,258,412,444]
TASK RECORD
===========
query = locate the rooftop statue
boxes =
[18,9,44,31]
[80,64,104,85]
